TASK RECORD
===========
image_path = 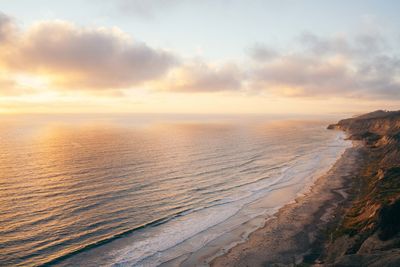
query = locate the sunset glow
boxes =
[1,2,400,266]
[0,1,399,114]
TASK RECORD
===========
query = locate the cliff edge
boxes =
[323,110,400,266]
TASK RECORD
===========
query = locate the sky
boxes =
[0,0,399,115]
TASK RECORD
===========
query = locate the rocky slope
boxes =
[323,110,400,266]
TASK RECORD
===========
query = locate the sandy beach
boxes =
[210,141,366,266]
[1,1,399,265]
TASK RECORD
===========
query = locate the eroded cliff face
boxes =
[328,110,400,135]
[323,110,400,266]
[328,110,400,168]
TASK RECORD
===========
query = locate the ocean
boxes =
[0,114,350,266]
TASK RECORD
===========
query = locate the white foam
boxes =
[101,132,351,267]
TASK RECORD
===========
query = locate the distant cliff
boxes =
[328,110,400,136]
[324,110,400,266]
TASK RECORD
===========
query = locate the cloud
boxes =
[248,44,278,62]
[297,32,387,58]
[160,61,243,92]
[0,19,177,90]
[1,11,399,100]
[0,12,16,43]
[251,55,357,97]
[249,33,400,99]
[356,55,400,98]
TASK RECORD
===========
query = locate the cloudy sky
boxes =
[0,0,399,114]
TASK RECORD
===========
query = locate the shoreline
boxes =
[209,139,365,266]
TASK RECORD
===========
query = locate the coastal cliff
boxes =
[210,110,399,267]
[324,110,400,266]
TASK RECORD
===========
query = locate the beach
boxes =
[1,112,398,266]
[210,141,365,266]
[0,117,350,266]
[1,2,400,266]
[212,110,400,266]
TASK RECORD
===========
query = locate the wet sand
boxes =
[210,142,366,266]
